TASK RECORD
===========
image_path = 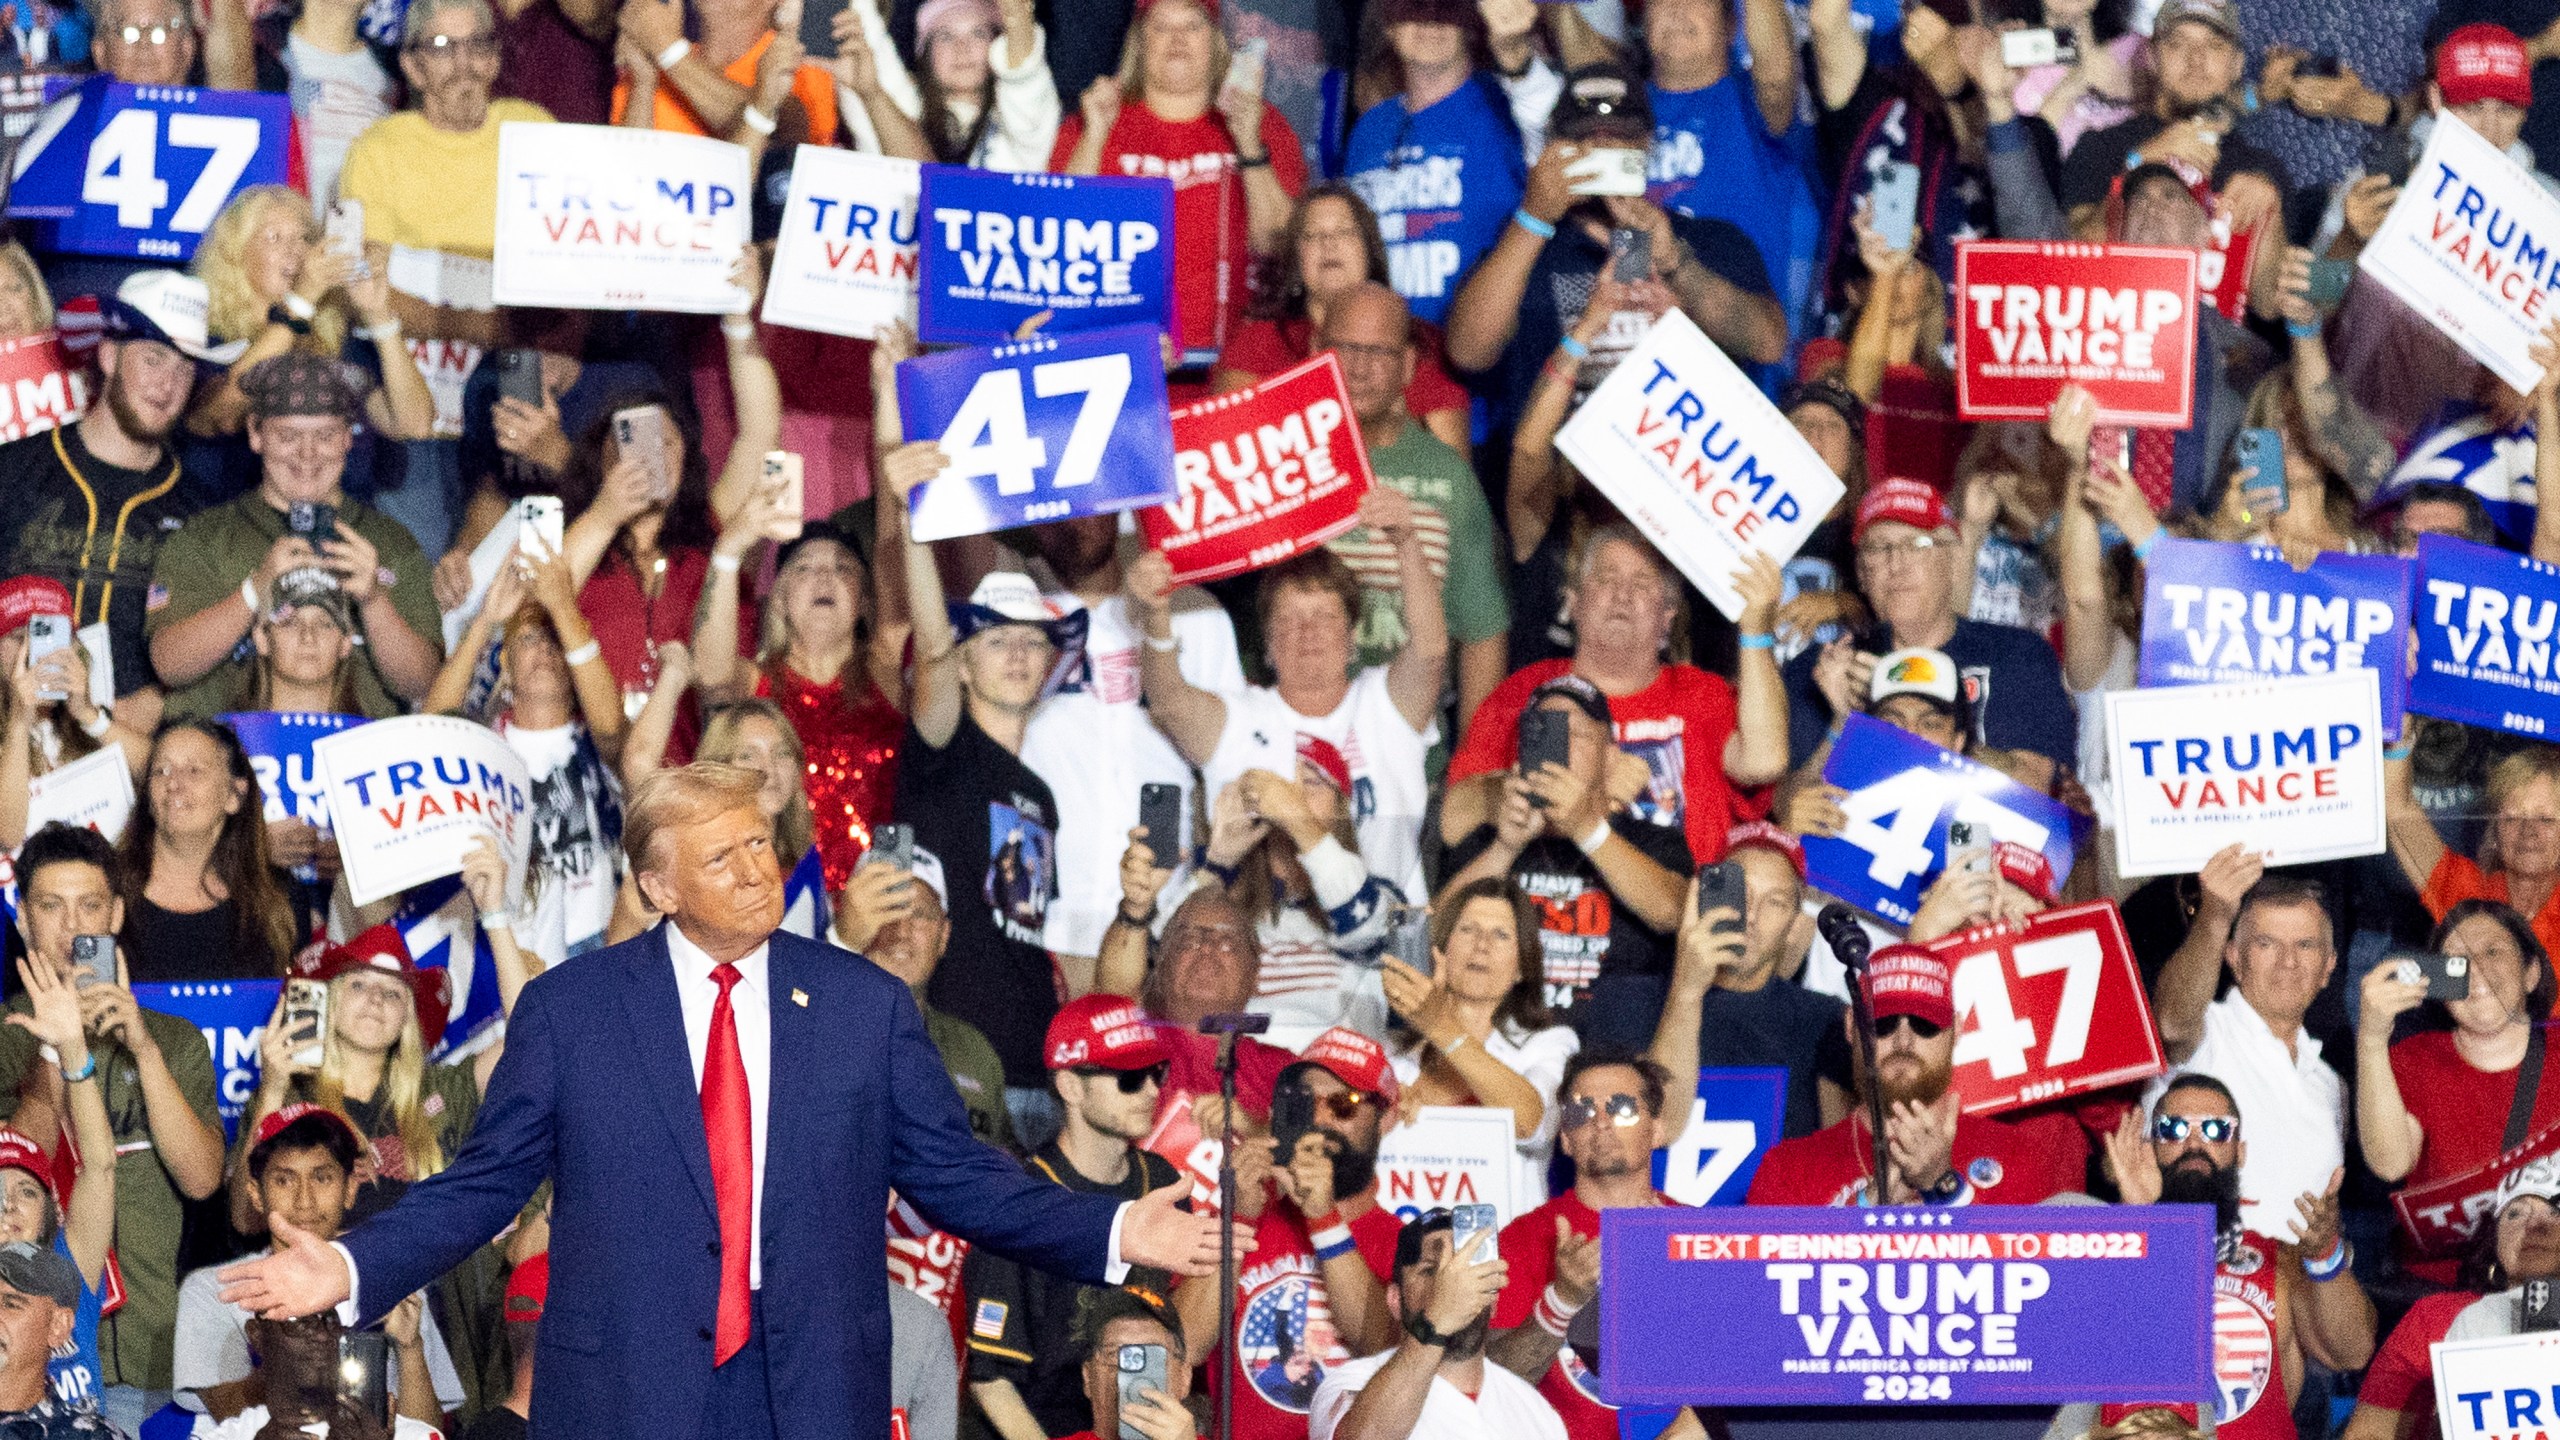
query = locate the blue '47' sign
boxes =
[896,322,1176,543]
[9,79,293,260]
[1805,714,2085,926]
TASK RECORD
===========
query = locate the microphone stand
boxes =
[1199,1011,1270,1440]
[1818,905,1892,1205]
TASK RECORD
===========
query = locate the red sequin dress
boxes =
[757,662,903,892]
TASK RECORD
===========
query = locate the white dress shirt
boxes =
[665,921,776,1289]
[338,920,1141,1319]
[1309,1348,1567,1440]
[2142,991,2346,1242]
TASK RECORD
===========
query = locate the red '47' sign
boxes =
[1930,900,2165,1116]
[1138,353,1373,586]
[1954,242,2199,429]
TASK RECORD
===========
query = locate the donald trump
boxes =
[221,763,1221,1437]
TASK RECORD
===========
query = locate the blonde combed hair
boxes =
[195,186,347,354]
[697,701,815,870]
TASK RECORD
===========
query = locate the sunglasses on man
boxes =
[1073,1063,1169,1094]
[1561,1093,1646,1131]
[2149,1115,2237,1144]
[1870,1014,1943,1040]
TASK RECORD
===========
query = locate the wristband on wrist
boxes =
[282,291,318,321]
[1313,1233,1358,1262]
[241,577,261,616]
[1237,151,1271,168]
[2285,318,2323,339]
[2302,1237,2351,1280]
[721,314,757,340]
[1513,208,1556,240]
[562,639,603,667]
[1737,632,1776,650]
[1437,1032,1470,1056]
[1532,1283,1578,1338]
[367,319,402,343]
[79,708,114,740]
[478,910,515,937]
[1556,334,1590,361]
[1116,902,1154,928]
[2384,743,2413,762]
[268,303,312,336]
[58,1052,94,1084]
[656,37,692,69]
[1144,630,1180,652]
[1576,817,1612,856]
[711,551,744,573]
[2131,529,2160,561]
[739,104,777,136]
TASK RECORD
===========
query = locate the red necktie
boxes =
[703,962,754,1365]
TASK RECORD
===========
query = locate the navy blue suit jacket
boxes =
[338,925,1123,1437]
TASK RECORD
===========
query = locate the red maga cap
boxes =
[1044,994,1173,1071]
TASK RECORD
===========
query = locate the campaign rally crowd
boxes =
[0,0,2551,1426]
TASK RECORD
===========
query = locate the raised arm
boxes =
[2048,386,2119,693]
[425,561,524,716]
[1648,887,1743,1152]
[620,642,693,788]
[1126,549,1227,766]
[1804,0,1866,113]
[620,0,753,135]
[2382,736,2448,896]
[881,440,964,747]
[710,250,784,525]
[1447,143,1573,373]
[2353,962,2426,1182]
[1726,555,1788,785]
[1371,488,1450,734]
[2152,844,2261,1065]
[523,543,628,765]
[2279,248,2396,502]
[1739,0,1795,134]
[9,959,112,1285]
[2533,319,2560,566]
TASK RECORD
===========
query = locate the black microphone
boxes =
[1197,1013,1272,1036]
[1817,903,1873,973]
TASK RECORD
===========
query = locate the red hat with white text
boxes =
[2436,24,2532,110]
[1043,994,1171,1072]
[0,576,70,637]
[1863,944,1956,1030]
[1851,477,1953,545]
[1294,1025,1400,1104]
[1723,821,1806,879]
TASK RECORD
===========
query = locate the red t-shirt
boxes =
[578,545,710,754]
[1217,316,1470,420]
[1205,1203,1396,1440]
[1050,103,1307,359]
[2105,1231,2295,1440]
[1743,1110,2082,1206]
[1491,1190,1673,1440]
[2389,1026,2560,1282]
[1452,660,1744,865]
[2355,1289,2474,1440]
[1155,1024,1296,1123]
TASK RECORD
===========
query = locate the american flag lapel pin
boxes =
[792,988,810,1008]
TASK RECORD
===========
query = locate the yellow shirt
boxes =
[339,98,555,257]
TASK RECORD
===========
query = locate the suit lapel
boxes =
[621,926,718,1218]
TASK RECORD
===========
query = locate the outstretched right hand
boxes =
[217,1212,353,1319]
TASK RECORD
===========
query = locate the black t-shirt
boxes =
[2057,111,2296,216]
[0,425,190,698]
[1494,210,1773,424]
[900,709,1062,1087]
[1448,815,1694,1054]
[123,897,274,984]
[1697,979,1853,1141]
[464,1407,529,1440]
[961,1142,1177,1434]
[1779,618,2080,772]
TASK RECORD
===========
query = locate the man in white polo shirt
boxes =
[2148,870,2346,1241]
[1310,1210,1562,1440]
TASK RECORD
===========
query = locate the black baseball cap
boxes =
[1551,62,1653,142]
[0,1241,78,1307]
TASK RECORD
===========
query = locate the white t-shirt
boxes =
[503,718,620,963]
[2447,1285,2533,1343]
[1387,1023,1580,1210]
[2142,992,2346,1242]
[1310,1348,1568,1440]
[1023,589,1243,957]
[1206,667,1436,902]
[283,32,395,211]
[173,1253,464,1414]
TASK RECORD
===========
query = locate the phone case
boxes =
[1138,785,1183,859]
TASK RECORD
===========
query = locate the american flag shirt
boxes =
[2209,1229,2290,1440]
